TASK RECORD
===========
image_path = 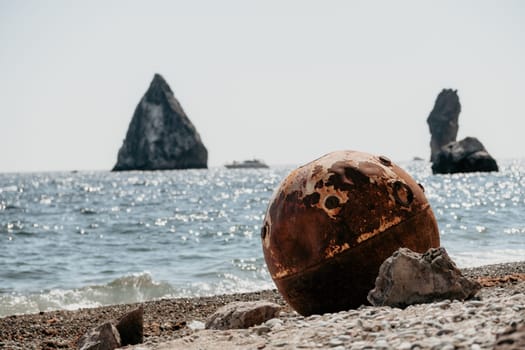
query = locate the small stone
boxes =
[494,321,525,350]
[328,338,343,347]
[252,325,271,335]
[398,342,412,350]
[349,341,372,350]
[455,333,467,341]
[336,335,352,342]
[149,321,161,336]
[374,339,390,348]
[452,314,465,322]
[466,300,484,307]
[433,300,451,309]
[205,300,281,330]
[464,328,477,336]
[307,314,321,321]
[488,305,503,312]
[273,341,288,347]
[78,322,121,350]
[264,318,283,329]
[187,320,205,330]
[315,320,329,327]
[116,306,143,346]
[436,329,454,336]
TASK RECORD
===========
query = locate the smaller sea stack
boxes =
[427,89,461,164]
[427,89,498,174]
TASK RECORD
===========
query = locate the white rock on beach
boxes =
[205,300,281,330]
[367,247,481,307]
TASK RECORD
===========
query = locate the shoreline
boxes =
[1,261,524,349]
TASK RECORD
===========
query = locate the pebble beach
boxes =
[1,262,524,350]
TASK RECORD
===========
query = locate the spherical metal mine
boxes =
[261,150,440,316]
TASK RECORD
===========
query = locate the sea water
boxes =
[1,160,524,316]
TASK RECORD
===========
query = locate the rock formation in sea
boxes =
[112,74,207,171]
[427,89,461,163]
[427,89,498,174]
[431,137,499,174]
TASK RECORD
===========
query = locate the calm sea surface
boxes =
[1,160,524,316]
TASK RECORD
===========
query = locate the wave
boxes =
[450,249,525,268]
[0,272,175,317]
[0,272,274,317]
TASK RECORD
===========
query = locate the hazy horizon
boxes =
[1,1,524,172]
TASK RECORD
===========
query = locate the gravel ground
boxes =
[1,262,524,350]
[151,280,525,350]
[0,290,290,350]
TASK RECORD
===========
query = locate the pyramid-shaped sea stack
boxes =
[113,74,208,171]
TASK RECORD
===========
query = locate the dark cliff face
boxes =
[427,89,461,163]
[112,74,208,171]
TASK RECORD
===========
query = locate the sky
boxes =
[0,0,524,172]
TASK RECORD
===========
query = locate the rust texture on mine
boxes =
[261,150,440,315]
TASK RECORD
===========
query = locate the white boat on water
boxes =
[224,159,269,169]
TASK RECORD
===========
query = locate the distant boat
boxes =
[224,159,269,169]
